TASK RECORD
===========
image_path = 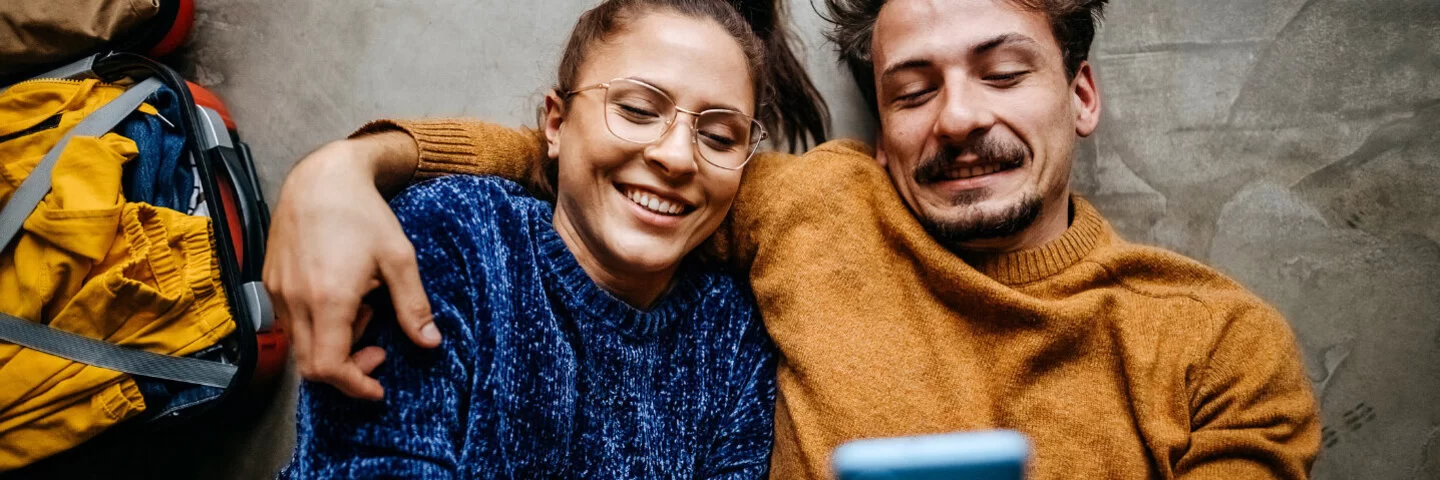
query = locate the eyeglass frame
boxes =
[562,77,768,171]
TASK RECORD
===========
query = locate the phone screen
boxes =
[832,430,1030,480]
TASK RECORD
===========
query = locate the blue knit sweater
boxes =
[283,176,777,479]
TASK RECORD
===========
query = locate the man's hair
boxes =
[822,0,1110,117]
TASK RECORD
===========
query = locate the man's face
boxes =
[871,0,1100,252]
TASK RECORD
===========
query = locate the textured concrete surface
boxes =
[156,0,1440,477]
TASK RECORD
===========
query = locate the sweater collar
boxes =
[531,214,706,339]
[959,195,1112,285]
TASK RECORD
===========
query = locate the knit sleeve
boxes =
[1174,301,1320,479]
[706,143,838,269]
[701,309,779,479]
[711,139,882,273]
[283,178,500,479]
[351,118,544,182]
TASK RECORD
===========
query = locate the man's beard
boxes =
[918,192,1044,248]
[911,134,1043,247]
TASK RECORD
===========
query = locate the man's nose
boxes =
[932,80,998,143]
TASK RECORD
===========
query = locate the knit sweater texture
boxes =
[354,119,1321,480]
[284,176,777,479]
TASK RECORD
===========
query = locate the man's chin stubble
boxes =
[918,192,1044,250]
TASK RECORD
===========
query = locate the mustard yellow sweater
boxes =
[357,119,1320,479]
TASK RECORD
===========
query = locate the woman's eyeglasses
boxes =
[565,78,767,170]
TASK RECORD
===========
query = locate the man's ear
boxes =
[544,91,566,159]
[1071,62,1101,138]
[875,138,889,168]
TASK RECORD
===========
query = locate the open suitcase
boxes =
[0,0,285,473]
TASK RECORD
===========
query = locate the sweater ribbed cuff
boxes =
[351,119,484,180]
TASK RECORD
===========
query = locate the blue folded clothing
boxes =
[119,85,192,212]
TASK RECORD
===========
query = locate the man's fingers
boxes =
[352,304,374,344]
[307,299,380,399]
[378,243,440,348]
[331,363,384,401]
[352,346,387,375]
[287,304,314,378]
[262,142,410,403]
[271,295,293,334]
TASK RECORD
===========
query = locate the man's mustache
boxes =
[913,135,1030,184]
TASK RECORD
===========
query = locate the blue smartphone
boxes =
[832,430,1030,480]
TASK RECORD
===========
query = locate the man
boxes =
[265,0,1320,477]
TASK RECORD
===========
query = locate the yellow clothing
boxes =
[0,79,234,470]
[362,119,1320,480]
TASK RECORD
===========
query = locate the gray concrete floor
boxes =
[26,0,1434,478]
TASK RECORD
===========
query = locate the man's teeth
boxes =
[945,163,1008,179]
[625,187,685,215]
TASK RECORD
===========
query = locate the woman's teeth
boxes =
[624,187,685,215]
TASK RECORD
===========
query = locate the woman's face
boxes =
[545,11,754,283]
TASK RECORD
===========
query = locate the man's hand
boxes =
[263,132,440,400]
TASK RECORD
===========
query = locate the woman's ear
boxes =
[544,91,566,159]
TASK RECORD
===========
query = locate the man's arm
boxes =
[1174,303,1321,479]
[263,119,539,399]
[352,119,544,189]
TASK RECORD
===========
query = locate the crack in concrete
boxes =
[1169,99,1440,134]
[1411,425,1440,479]
[1293,100,1440,193]
[1309,340,1353,399]
[1277,0,1325,43]
[1095,38,1268,58]
[1224,0,1324,125]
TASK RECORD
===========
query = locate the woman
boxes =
[282,0,827,477]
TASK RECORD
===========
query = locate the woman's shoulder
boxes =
[389,175,550,230]
[689,265,749,300]
[391,175,541,210]
[680,266,774,371]
[682,264,763,329]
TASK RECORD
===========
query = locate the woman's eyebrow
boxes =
[632,75,748,114]
[628,75,672,97]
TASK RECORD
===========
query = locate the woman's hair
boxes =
[530,0,830,200]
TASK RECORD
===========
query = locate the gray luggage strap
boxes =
[0,312,236,388]
[0,77,238,389]
[0,77,162,247]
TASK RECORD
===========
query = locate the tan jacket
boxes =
[1,0,159,75]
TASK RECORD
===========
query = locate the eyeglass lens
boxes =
[602,79,761,169]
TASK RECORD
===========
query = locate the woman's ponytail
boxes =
[731,0,831,151]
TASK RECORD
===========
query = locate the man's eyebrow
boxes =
[880,59,934,79]
[974,33,1041,56]
[880,33,1041,79]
